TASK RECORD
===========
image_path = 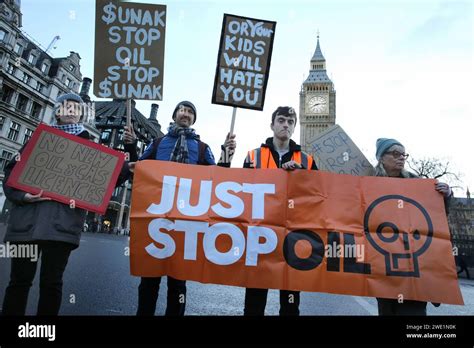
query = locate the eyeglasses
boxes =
[385,151,409,159]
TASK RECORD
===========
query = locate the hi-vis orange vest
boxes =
[247,147,314,169]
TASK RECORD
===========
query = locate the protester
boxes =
[243,106,317,316]
[1,93,136,316]
[456,255,471,279]
[132,100,236,316]
[373,138,452,315]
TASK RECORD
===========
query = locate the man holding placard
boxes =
[132,100,236,316]
[243,106,317,316]
[1,93,137,316]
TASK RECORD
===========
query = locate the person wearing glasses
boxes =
[374,138,452,315]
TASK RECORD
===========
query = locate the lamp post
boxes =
[116,181,129,235]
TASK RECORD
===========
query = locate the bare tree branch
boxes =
[407,157,461,187]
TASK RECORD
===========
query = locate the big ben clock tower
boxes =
[299,34,336,155]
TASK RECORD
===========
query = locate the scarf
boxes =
[167,123,200,163]
[52,123,85,135]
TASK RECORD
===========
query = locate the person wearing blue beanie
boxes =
[372,137,453,316]
[375,138,403,161]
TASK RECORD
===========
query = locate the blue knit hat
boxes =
[173,100,197,124]
[376,138,403,160]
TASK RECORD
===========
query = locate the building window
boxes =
[23,128,33,144]
[22,73,30,84]
[16,94,28,112]
[65,77,71,87]
[1,85,15,103]
[7,63,15,74]
[68,64,75,72]
[7,121,21,142]
[100,131,111,143]
[35,82,44,93]
[41,63,48,73]
[14,43,21,54]
[28,54,35,64]
[0,29,6,42]
[31,102,41,119]
[0,149,13,171]
[0,115,4,130]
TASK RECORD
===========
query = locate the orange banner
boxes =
[130,160,463,305]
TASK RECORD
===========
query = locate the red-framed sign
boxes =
[6,123,126,214]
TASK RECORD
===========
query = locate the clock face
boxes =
[307,95,328,114]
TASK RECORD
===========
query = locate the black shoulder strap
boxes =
[197,140,209,165]
[149,136,164,160]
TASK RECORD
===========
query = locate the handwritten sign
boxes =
[6,124,125,214]
[212,14,276,110]
[94,0,167,100]
[308,125,374,176]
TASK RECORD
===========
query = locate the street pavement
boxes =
[1,227,473,316]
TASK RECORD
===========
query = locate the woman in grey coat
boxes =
[373,138,452,315]
[1,93,136,315]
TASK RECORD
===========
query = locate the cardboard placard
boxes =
[212,14,276,110]
[6,124,125,214]
[308,124,375,176]
[130,161,463,305]
[94,0,167,100]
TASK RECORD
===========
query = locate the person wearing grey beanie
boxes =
[56,92,84,105]
[51,93,86,135]
[172,100,197,125]
[372,137,452,316]
[1,93,137,316]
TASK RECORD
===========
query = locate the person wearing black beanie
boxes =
[132,100,236,316]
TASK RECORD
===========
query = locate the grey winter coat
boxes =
[2,130,135,248]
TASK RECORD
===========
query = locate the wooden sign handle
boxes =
[126,99,132,129]
[230,107,237,135]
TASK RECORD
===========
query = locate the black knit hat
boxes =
[272,106,297,124]
[173,100,197,124]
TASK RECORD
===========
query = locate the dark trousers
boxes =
[2,241,73,316]
[137,276,186,316]
[377,298,427,315]
[458,265,470,279]
[244,288,300,316]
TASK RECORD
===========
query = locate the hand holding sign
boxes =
[23,190,52,203]
[435,181,451,197]
[123,125,136,144]
[219,132,237,164]
[224,132,237,151]
[282,161,302,171]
